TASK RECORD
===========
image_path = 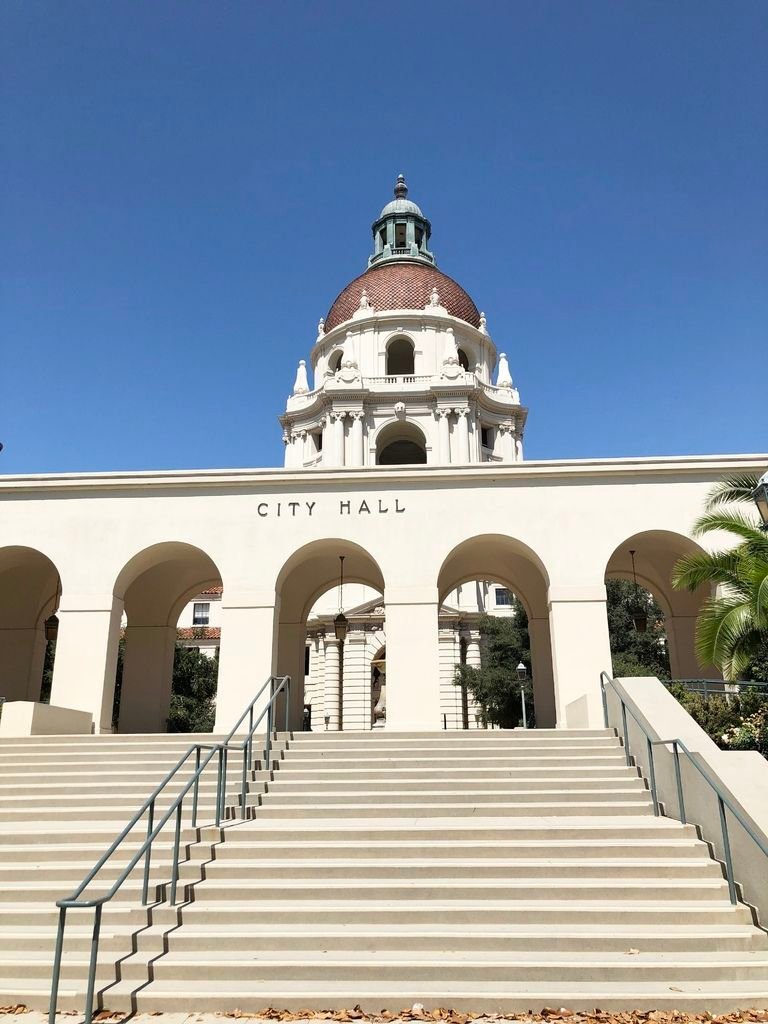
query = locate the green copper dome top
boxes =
[369,175,435,269]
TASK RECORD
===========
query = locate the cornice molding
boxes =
[1,453,766,496]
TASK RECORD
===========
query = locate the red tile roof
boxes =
[325,262,481,332]
[177,627,221,641]
[200,586,223,595]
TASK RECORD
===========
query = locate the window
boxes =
[193,602,210,625]
[386,336,415,376]
[379,228,387,249]
[481,426,494,449]
[304,646,311,676]
[458,348,470,371]
[415,226,423,248]
[395,223,407,248]
[314,431,323,453]
[494,588,512,607]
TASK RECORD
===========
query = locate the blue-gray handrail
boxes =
[600,670,768,909]
[49,674,291,1024]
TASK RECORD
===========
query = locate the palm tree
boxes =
[672,474,768,680]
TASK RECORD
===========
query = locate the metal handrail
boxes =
[49,674,291,1024]
[599,670,768,908]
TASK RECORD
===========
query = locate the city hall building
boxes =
[1,177,764,737]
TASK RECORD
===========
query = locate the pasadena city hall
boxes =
[0,176,764,737]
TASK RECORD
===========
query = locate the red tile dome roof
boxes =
[324,262,481,332]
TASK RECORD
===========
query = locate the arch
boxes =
[0,546,61,702]
[437,534,555,727]
[457,347,470,371]
[375,419,427,466]
[604,530,715,680]
[385,335,415,376]
[275,539,385,729]
[112,542,224,733]
[328,348,343,375]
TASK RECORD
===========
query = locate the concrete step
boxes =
[30,976,768,1013]
[260,786,650,805]
[0,856,723,884]
[250,799,654,818]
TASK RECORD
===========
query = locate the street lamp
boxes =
[516,662,528,729]
[753,471,768,531]
[333,555,348,642]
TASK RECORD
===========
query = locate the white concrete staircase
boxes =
[1,728,767,1013]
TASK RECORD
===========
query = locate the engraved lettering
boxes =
[288,502,300,516]
[378,499,389,514]
[257,503,268,517]
[340,501,351,515]
[395,499,406,513]
[306,501,316,516]
[359,500,371,514]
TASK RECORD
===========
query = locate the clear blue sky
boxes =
[2,0,766,473]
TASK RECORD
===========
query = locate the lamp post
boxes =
[516,662,528,729]
[753,472,768,531]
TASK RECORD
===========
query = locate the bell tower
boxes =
[280,176,527,470]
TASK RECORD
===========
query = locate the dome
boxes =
[324,261,481,332]
[379,197,424,218]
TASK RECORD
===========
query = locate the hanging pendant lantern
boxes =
[333,555,348,642]
[629,550,648,633]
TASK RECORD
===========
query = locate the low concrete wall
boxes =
[605,676,768,926]
[0,701,93,736]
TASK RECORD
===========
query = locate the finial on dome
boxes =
[479,312,488,335]
[394,174,408,200]
[358,288,372,311]
[317,317,325,338]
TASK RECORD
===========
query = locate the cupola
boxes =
[369,175,435,268]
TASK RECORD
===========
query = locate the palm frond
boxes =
[695,597,763,681]
[704,474,760,511]
[671,549,745,593]
[692,509,768,549]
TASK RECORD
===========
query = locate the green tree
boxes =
[606,579,670,679]
[454,602,531,728]
[166,644,219,732]
[672,473,768,681]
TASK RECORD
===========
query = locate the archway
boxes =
[386,336,415,376]
[605,531,715,680]
[437,535,555,727]
[376,421,427,466]
[112,542,223,733]
[0,546,61,703]
[275,540,385,730]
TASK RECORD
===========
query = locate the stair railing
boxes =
[600,670,768,908]
[48,674,291,1024]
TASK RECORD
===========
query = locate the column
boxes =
[214,592,277,732]
[456,408,470,464]
[437,409,451,464]
[548,585,612,728]
[529,615,556,728]
[324,638,342,730]
[321,415,332,465]
[342,629,370,730]
[666,614,714,679]
[349,412,365,467]
[499,423,515,463]
[118,624,177,733]
[49,595,123,734]
[385,586,440,730]
[464,630,484,728]
[332,412,346,467]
